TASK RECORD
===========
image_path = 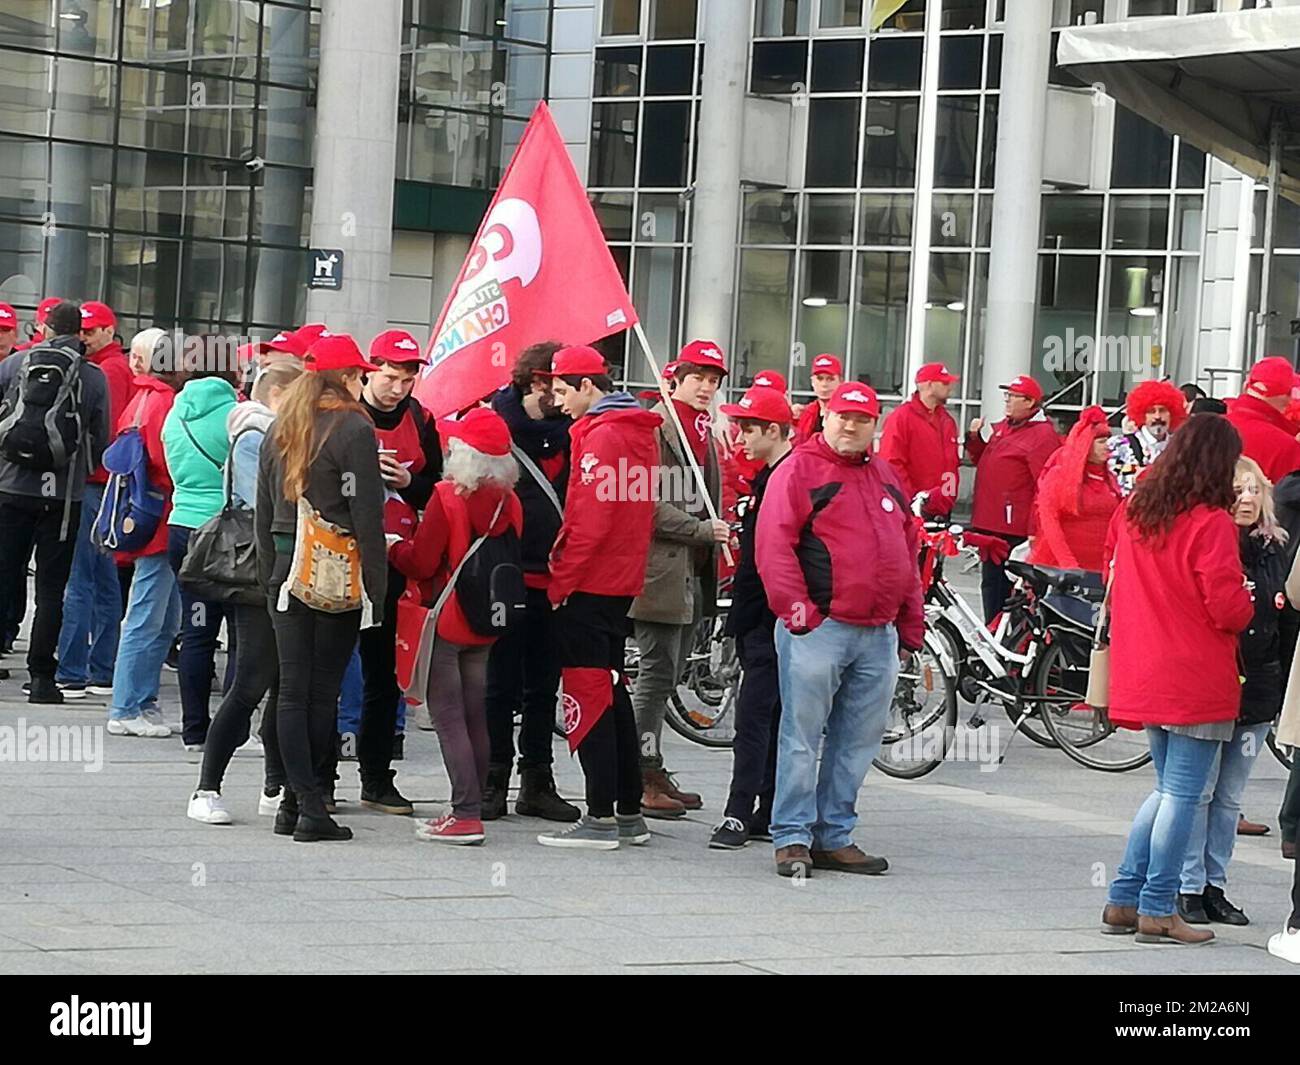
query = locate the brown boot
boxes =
[776,845,812,878]
[810,844,888,875]
[640,769,686,820]
[1134,913,1215,945]
[1100,904,1138,935]
[658,769,702,810]
[1236,814,1270,836]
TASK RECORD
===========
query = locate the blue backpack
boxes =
[92,394,166,552]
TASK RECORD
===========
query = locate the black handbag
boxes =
[178,426,263,606]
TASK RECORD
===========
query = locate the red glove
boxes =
[963,531,1010,565]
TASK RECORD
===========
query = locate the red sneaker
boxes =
[415,814,484,845]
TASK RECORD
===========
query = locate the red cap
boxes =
[811,353,843,378]
[1246,356,1298,399]
[437,407,512,457]
[369,329,426,366]
[751,370,788,393]
[267,323,327,358]
[1000,374,1044,403]
[544,345,608,378]
[662,360,680,382]
[917,362,959,385]
[827,382,880,418]
[303,332,377,374]
[677,339,728,377]
[79,300,116,331]
[0,303,15,330]
[35,297,61,325]
[720,386,794,425]
[237,341,271,364]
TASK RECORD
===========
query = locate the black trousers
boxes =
[724,623,781,828]
[357,565,405,786]
[972,530,1026,623]
[0,493,80,678]
[0,537,32,648]
[557,592,640,819]
[270,583,361,805]
[485,585,560,770]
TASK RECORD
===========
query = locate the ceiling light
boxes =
[1130,307,1158,318]
[802,297,828,308]
[946,301,966,312]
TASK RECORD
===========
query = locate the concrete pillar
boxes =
[980,0,1052,419]
[303,0,403,340]
[685,0,750,348]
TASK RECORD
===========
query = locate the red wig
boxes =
[1040,405,1111,518]
[1125,379,1188,431]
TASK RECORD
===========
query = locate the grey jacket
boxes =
[628,401,721,626]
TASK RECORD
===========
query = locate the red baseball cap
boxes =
[1246,356,1298,399]
[303,332,377,374]
[677,340,728,377]
[267,323,326,358]
[917,362,959,385]
[751,370,788,393]
[35,297,62,325]
[369,329,427,366]
[720,386,793,426]
[0,304,15,330]
[544,345,608,378]
[827,382,880,418]
[1000,374,1044,403]
[79,300,116,331]
[437,407,512,457]
[811,353,843,378]
[662,360,680,382]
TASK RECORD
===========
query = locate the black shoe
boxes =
[1177,893,1209,925]
[748,819,773,843]
[709,816,750,850]
[26,676,63,705]
[274,791,300,836]
[1203,885,1249,926]
[391,733,404,762]
[481,763,510,822]
[360,771,413,815]
[0,668,9,680]
[515,765,581,822]
[293,814,353,842]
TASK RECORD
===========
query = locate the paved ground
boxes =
[2,580,1299,974]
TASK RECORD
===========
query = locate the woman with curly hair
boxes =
[1029,406,1121,571]
[1100,414,1255,945]
[1107,379,1188,496]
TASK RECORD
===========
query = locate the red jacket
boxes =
[389,481,523,647]
[88,342,136,486]
[1028,461,1120,571]
[878,393,960,517]
[755,434,925,649]
[794,400,826,445]
[1226,393,1300,484]
[115,375,177,561]
[1105,504,1253,728]
[547,400,662,605]
[966,412,1061,537]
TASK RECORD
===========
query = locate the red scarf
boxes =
[671,398,710,465]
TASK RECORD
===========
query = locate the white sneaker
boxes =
[183,743,204,753]
[1268,924,1300,963]
[258,789,283,816]
[141,707,173,736]
[187,790,232,825]
[107,715,172,738]
[236,735,264,756]
[86,683,115,697]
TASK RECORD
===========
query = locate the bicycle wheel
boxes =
[874,629,959,779]
[1268,724,1294,771]
[996,611,1057,748]
[665,616,738,748]
[1033,635,1151,772]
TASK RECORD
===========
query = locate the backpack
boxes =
[0,341,84,471]
[92,393,166,553]
[438,481,526,638]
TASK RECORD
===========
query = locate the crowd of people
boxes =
[3,296,1300,958]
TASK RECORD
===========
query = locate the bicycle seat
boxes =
[1005,561,1104,600]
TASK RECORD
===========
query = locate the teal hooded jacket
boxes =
[162,377,238,530]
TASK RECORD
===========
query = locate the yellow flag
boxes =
[870,0,911,31]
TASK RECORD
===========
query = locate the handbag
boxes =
[281,498,366,614]
[1085,562,1114,709]
[178,427,261,606]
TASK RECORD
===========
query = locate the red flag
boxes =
[414,102,638,418]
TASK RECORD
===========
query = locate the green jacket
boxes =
[162,377,238,529]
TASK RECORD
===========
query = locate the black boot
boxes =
[515,765,580,822]
[27,675,63,705]
[360,768,413,815]
[482,763,510,822]
[1203,884,1249,926]
[293,791,352,842]
[274,788,300,836]
[1177,893,1209,925]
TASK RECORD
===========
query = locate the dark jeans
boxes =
[270,578,361,806]
[168,525,231,745]
[426,639,491,818]
[972,530,1026,623]
[198,601,285,794]
[1282,759,1300,841]
[485,585,560,770]
[557,592,640,819]
[0,493,80,678]
[724,623,781,829]
[357,565,404,785]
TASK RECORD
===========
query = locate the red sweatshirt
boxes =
[87,341,135,485]
[114,374,177,561]
[1028,461,1120,571]
[966,412,1061,537]
[1226,393,1300,485]
[878,393,960,517]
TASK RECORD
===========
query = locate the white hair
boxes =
[130,327,166,362]
[443,437,519,493]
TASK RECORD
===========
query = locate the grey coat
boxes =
[628,401,721,626]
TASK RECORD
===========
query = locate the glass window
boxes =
[2,55,116,144]
[867,37,922,91]
[1128,0,1178,15]
[812,39,864,91]
[645,44,695,94]
[639,100,691,185]
[409,107,494,187]
[862,97,919,187]
[54,1,118,58]
[979,96,997,187]
[942,0,986,29]
[933,98,979,188]
[651,0,697,39]
[736,249,795,382]
[755,0,812,36]
[1054,0,1105,26]
[638,192,687,242]
[976,191,994,247]
[595,46,643,96]
[751,40,809,94]
[968,251,990,400]
[742,191,799,243]
[1176,140,1206,190]
[805,193,856,245]
[1035,254,1099,402]
[1172,195,1202,252]
[1112,106,1173,188]
[591,191,635,241]
[939,35,983,90]
[630,246,684,379]
[1163,254,1201,386]
[986,34,1001,87]
[859,192,913,246]
[603,0,642,36]
[123,0,194,59]
[819,0,864,29]
[806,99,860,187]
[1099,256,1164,404]
[797,250,852,375]
[589,102,638,186]
[875,0,925,32]
[853,250,910,392]
[932,193,973,246]
[1041,195,1103,248]
[1262,255,1300,358]
[1109,195,1170,250]
[924,252,970,370]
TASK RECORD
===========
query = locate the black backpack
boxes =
[0,341,84,471]
[435,483,526,637]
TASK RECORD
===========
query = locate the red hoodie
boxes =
[878,393,960,517]
[547,401,662,605]
[1028,460,1120,571]
[115,374,177,561]
[88,341,136,486]
[794,400,826,445]
[966,412,1061,537]
[1226,392,1300,485]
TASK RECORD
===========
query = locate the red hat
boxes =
[917,362,959,385]
[1246,356,1298,399]
[544,345,608,378]
[369,328,426,365]
[662,360,680,382]
[267,323,326,358]
[827,382,880,418]
[0,304,15,330]
[35,297,61,325]
[303,332,377,374]
[78,300,116,331]
[720,386,793,425]
[437,407,512,457]
[677,340,728,377]
[1042,405,1113,518]
[811,353,843,378]
[1000,374,1044,403]
[751,370,788,393]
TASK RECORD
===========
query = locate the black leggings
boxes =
[198,601,285,794]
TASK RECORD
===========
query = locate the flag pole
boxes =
[632,321,734,567]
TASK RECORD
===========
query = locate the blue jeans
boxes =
[167,525,229,746]
[57,483,122,685]
[1180,721,1269,894]
[337,643,405,739]
[109,552,181,719]
[771,619,900,851]
[1107,726,1223,917]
